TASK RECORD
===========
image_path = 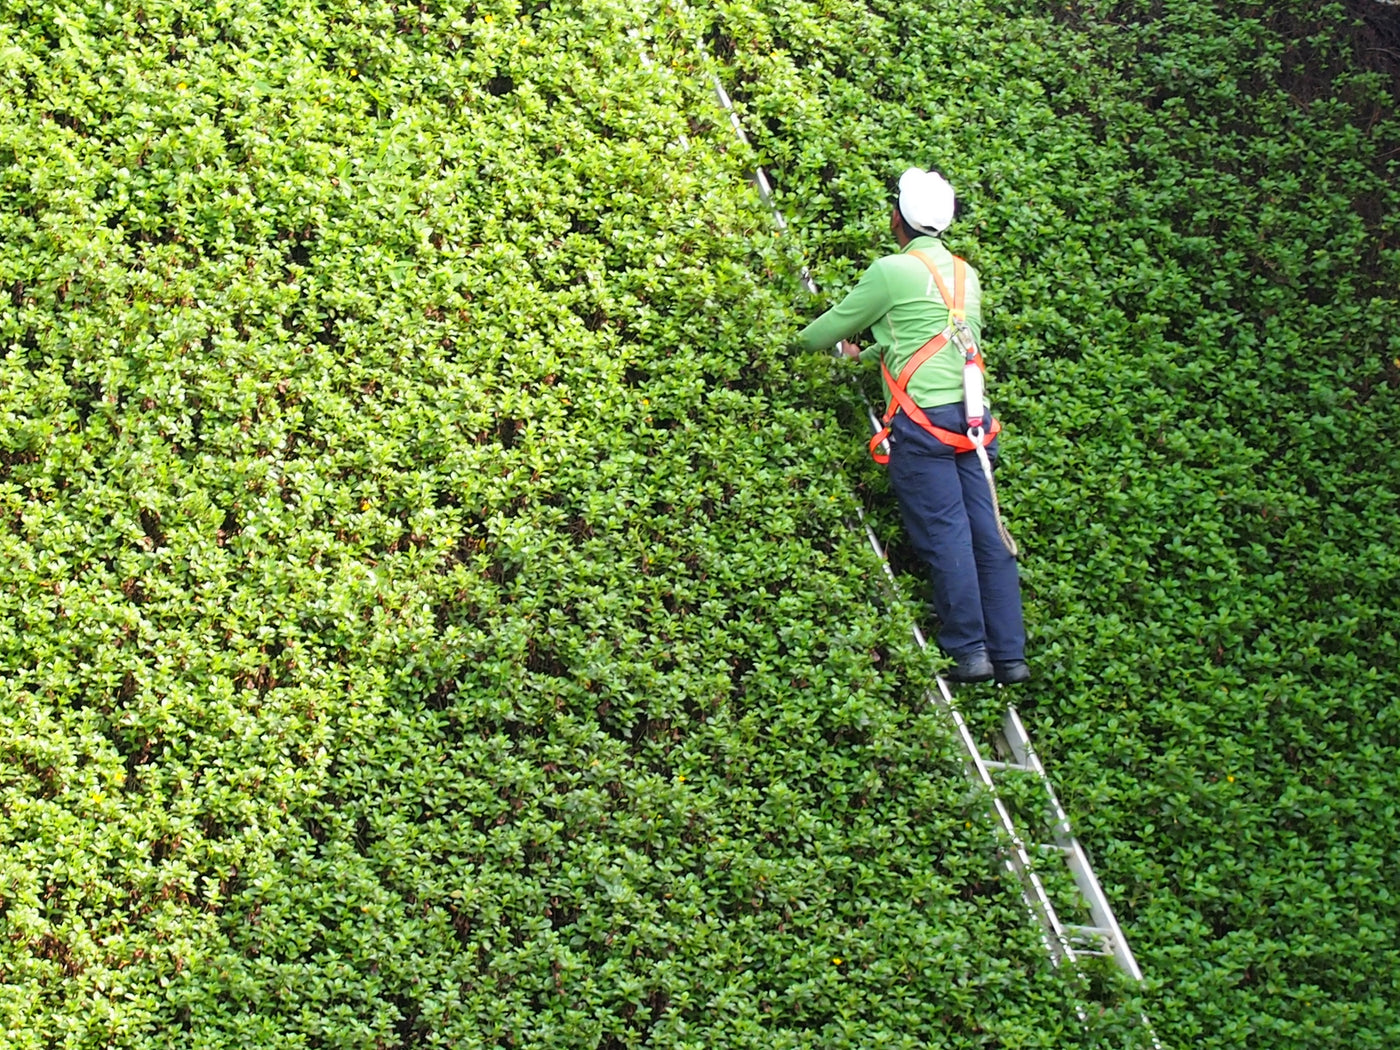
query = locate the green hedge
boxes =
[3,0,1397,1046]
[700,0,1400,1044]
[0,0,1103,1046]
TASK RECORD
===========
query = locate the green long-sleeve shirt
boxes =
[797,236,982,409]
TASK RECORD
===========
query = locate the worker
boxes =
[796,168,1029,685]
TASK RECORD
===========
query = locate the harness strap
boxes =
[869,252,1000,464]
[913,249,961,321]
[891,329,950,391]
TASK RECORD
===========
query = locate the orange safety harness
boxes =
[868,250,1000,465]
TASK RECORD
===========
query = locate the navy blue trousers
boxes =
[886,403,1026,662]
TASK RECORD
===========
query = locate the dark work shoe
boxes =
[946,649,994,683]
[993,660,1031,685]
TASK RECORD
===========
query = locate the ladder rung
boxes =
[1064,924,1115,947]
[983,759,1031,773]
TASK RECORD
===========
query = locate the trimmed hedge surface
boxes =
[2,0,1397,1046]
[1,0,1090,1047]
[704,0,1400,1044]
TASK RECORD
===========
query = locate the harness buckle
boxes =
[950,318,978,358]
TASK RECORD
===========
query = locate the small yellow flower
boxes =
[676,775,686,782]
[1227,775,1235,783]
[176,82,188,91]
[832,957,843,966]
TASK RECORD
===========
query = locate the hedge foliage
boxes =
[700,0,1400,1044]
[2,0,1397,1046]
[0,0,1105,1046]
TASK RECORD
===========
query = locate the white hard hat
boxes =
[898,167,955,235]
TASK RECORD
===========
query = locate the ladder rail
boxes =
[873,511,1083,972]
[1000,706,1146,981]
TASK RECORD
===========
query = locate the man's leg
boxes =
[955,450,1026,663]
[887,420,987,658]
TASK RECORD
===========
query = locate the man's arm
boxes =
[795,263,891,353]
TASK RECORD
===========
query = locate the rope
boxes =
[971,434,1019,559]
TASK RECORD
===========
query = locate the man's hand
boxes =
[838,340,861,359]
